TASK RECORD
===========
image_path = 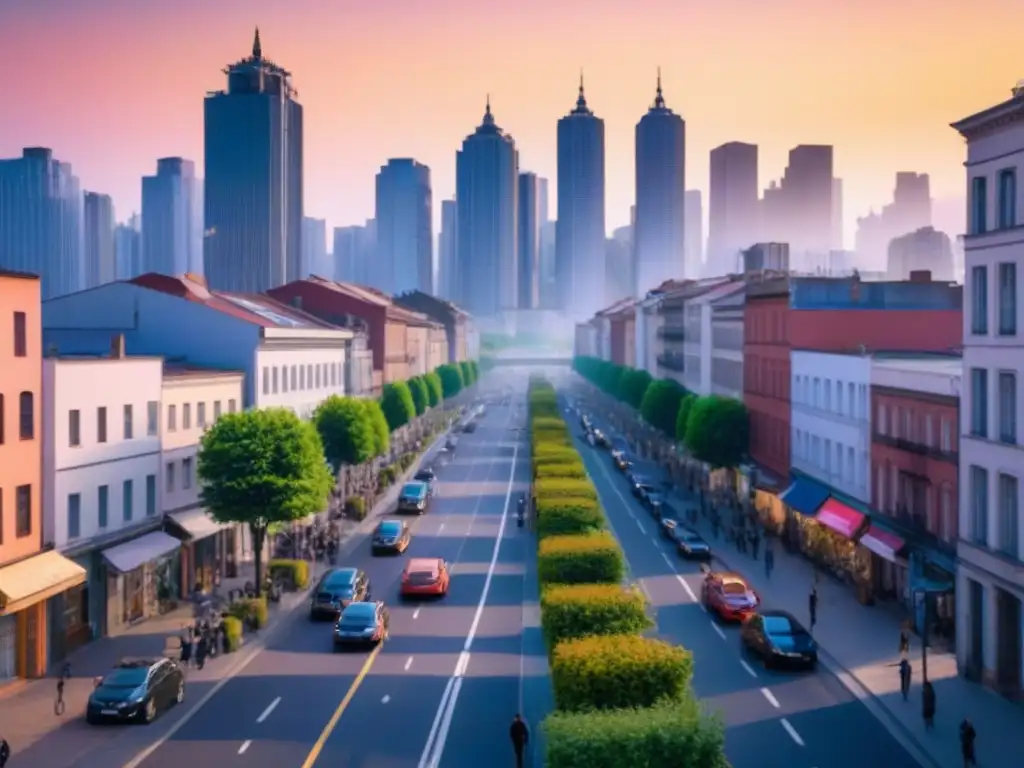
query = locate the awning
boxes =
[779,476,830,516]
[860,524,907,563]
[815,498,867,539]
[102,532,181,574]
[0,551,86,615]
[166,508,229,541]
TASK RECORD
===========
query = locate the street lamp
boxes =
[914,588,935,683]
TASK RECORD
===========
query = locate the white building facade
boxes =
[681,281,746,396]
[952,88,1024,695]
[633,293,663,377]
[791,351,872,503]
[710,287,745,400]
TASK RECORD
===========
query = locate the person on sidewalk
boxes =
[509,713,529,768]
[180,626,194,668]
[900,624,910,656]
[749,528,760,560]
[959,718,977,766]
[921,681,935,730]
[764,543,775,580]
[0,734,10,767]
[195,630,209,671]
[808,587,818,632]
[898,657,912,701]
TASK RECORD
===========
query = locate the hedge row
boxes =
[527,374,726,767]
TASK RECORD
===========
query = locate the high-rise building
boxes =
[537,175,555,308]
[374,159,433,295]
[538,176,550,224]
[707,141,759,277]
[760,145,834,264]
[886,227,955,282]
[0,147,83,299]
[831,177,844,250]
[114,215,142,280]
[556,76,606,317]
[604,225,634,305]
[301,217,328,277]
[684,190,703,279]
[332,221,375,284]
[203,28,303,292]
[855,172,933,271]
[455,98,518,317]
[438,199,457,299]
[83,192,116,288]
[141,157,200,276]
[634,73,686,293]
[518,172,541,309]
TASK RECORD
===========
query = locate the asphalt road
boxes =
[128,377,542,768]
[570,396,925,768]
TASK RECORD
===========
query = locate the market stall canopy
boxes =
[779,475,830,516]
[859,523,907,563]
[0,550,86,615]
[815,498,868,539]
[102,531,181,574]
[166,508,230,541]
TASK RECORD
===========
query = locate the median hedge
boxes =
[534,447,584,466]
[536,497,606,538]
[535,461,587,480]
[538,532,625,586]
[540,584,651,650]
[534,477,598,500]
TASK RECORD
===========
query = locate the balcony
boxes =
[657,352,686,372]
[657,325,686,341]
[873,432,958,463]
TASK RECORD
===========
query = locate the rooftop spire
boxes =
[577,69,587,109]
[482,94,494,126]
[654,67,665,109]
[252,26,262,59]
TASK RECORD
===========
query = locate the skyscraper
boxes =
[707,142,759,276]
[84,192,116,288]
[684,190,704,279]
[301,217,328,277]
[438,199,457,300]
[518,172,541,309]
[114,215,142,279]
[634,73,686,293]
[556,76,605,318]
[204,28,303,292]
[0,147,83,299]
[759,145,834,267]
[455,98,518,317]
[333,221,375,283]
[375,159,433,295]
[141,157,200,276]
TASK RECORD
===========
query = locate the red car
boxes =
[400,558,450,598]
[702,571,760,621]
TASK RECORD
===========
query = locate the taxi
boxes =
[701,570,760,621]
[400,557,450,599]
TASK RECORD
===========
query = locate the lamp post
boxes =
[915,588,933,683]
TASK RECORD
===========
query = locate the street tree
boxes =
[675,393,698,444]
[640,378,686,436]
[470,360,480,381]
[437,363,464,398]
[684,395,750,468]
[424,371,443,407]
[197,408,332,595]
[314,395,376,471]
[621,368,653,409]
[407,376,429,416]
[380,381,417,432]
[459,360,474,386]
[361,399,391,457]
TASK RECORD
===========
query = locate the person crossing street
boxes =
[509,713,529,768]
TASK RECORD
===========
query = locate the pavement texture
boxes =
[571,379,1024,768]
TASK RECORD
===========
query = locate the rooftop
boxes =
[951,84,1024,140]
[0,267,40,281]
[872,357,962,377]
[162,362,245,380]
[298,277,441,327]
[594,297,637,318]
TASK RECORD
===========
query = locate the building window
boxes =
[998,262,1017,336]
[272,367,279,394]
[146,474,157,516]
[307,364,314,387]
[228,399,238,413]
[282,369,289,393]
[166,462,176,493]
[98,485,108,529]
[183,403,192,430]
[970,368,988,438]
[877,403,887,435]
[13,311,26,357]
[940,485,953,542]
[823,379,832,410]
[182,457,193,490]
[999,371,1017,444]
[69,409,81,447]
[971,266,988,335]
[903,408,913,442]
[997,473,1019,558]
[15,485,31,537]
[291,365,297,390]
[969,465,988,545]
[97,406,108,444]
[19,391,33,440]
[924,414,934,448]
[167,404,177,431]
[330,364,337,387]
[147,401,159,436]
[123,479,133,521]
[213,401,222,420]
[940,417,953,452]
[876,464,886,511]
[998,168,1017,229]
[262,366,270,395]
[971,175,987,235]
[197,402,207,428]
[123,404,133,439]
[67,493,81,540]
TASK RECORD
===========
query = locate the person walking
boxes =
[180,626,194,668]
[764,543,775,580]
[0,734,10,767]
[750,528,761,560]
[195,630,209,671]
[899,624,910,656]
[808,586,818,632]
[921,681,935,730]
[898,657,912,701]
[509,713,529,768]
[960,718,977,766]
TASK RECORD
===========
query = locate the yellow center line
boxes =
[299,643,383,768]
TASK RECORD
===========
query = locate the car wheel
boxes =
[143,698,157,723]
[86,712,100,725]
[175,681,185,704]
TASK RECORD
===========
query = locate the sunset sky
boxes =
[2,0,1019,246]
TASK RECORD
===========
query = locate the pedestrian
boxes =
[180,626,194,668]
[960,718,977,766]
[764,544,775,580]
[509,713,529,768]
[0,734,10,767]
[808,587,818,632]
[750,529,760,560]
[898,657,912,701]
[195,631,209,671]
[922,681,935,730]
[899,624,910,656]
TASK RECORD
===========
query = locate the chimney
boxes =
[909,270,932,283]
[110,334,125,359]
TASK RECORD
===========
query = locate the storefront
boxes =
[101,532,182,634]
[789,493,871,586]
[909,548,956,645]
[164,508,234,595]
[858,518,909,604]
[779,473,830,542]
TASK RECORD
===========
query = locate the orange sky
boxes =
[1,0,1018,244]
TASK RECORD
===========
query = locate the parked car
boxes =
[615,453,637,472]
[310,567,370,620]
[741,610,818,670]
[86,658,185,724]
[414,468,437,496]
[464,422,478,433]
[676,529,712,560]
[659,517,679,541]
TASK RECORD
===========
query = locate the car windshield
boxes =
[324,570,356,590]
[415,471,434,481]
[102,667,149,688]
[722,581,748,595]
[402,484,425,497]
[681,533,703,543]
[764,616,802,636]
[339,612,373,629]
[378,522,401,535]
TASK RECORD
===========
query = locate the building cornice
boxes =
[951,92,1024,141]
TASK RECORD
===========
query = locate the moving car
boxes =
[631,477,657,499]
[464,421,478,433]
[615,453,637,472]
[643,489,666,517]
[400,557,451,598]
[659,517,679,541]
[609,438,629,458]
[591,429,609,447]
[398,481,430,514]
[741,610,818,669]
[702,571,760,621]
[86,657,185,724]
[310,567,370,620]
[333,601,390,649]
[372,519,411,555]
[676,529,712,560]
[413,468,437,496]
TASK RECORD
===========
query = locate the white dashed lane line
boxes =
[413,607,421,619]
[635,518,646,533]
[675,574,700,605]
[760,687,781,708]
[740,660,758,678]
[661,552,674,567]
[781,718,805,746]
[382,695,391,704]
[404,656,414,671]
[710,623,726,640]
[256,696,281,723]
[238,740,252,755]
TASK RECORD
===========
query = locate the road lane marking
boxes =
[405,656,414,671]
[675,574,700,605]
[635,518,645,533]
[438,522,445,533]
[299,643,383,768]
[781,718,805,746]
[760,687,781,708]
[626,508,635,519]
[238,740,251,755]
[256,696,281,723]
[740,660,758,677]
[413,607,421,619]
[661,552,673,567]
[711,623,726,640]
[382,695,390,704]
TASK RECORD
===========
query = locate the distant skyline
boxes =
[2,0,1015,245]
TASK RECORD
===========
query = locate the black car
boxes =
[644,490,666,517]
[464,422,478,433]
[372,519,411,555]
[632,479,657,499]
[659,517,678,541]
[592,429,609,447]
[741,610,818,669]
[86,658,185,724]
[676,529,712,560]
[310,567,370,620]
[413,468,437,496]
[333,601,390,649]
[614,453,636,472]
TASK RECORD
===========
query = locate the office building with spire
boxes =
[455,98,518,318]
[142,157,201,276]
[374,159,433,295]
[634,72,686,293]
[556,75,606,318]
[203,28,303,292]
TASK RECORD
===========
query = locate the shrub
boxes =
[543,698,728,768]
[536,497,606,538]
[535,462,587,480]
[535,478,598,501]
[552,634,692,712]
[345,496,368,521]
[540,584,650,649]
[408,376,429,416]
[229,596,269,629]
[424,372,443,407]
[379,466,397,489]
[268,558,310,590]
[532,416,569,433]
[381,381,417,431]
[538,532,624,586]
[533,446,582,465]
[221,616,244,652]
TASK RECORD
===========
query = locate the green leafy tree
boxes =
[198,408,332,595]
[361,398,391,456]
[380,381,416,432]
[437,363,464,398]
[470,360,480,381]
[407,376,429,416]
[459,360,474,386]
[621,369,653,409]
[314,395,376,471]
[640,378,686,436]
[685,395,750,468]
[675,393,698,443]
[424,371,443,407]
